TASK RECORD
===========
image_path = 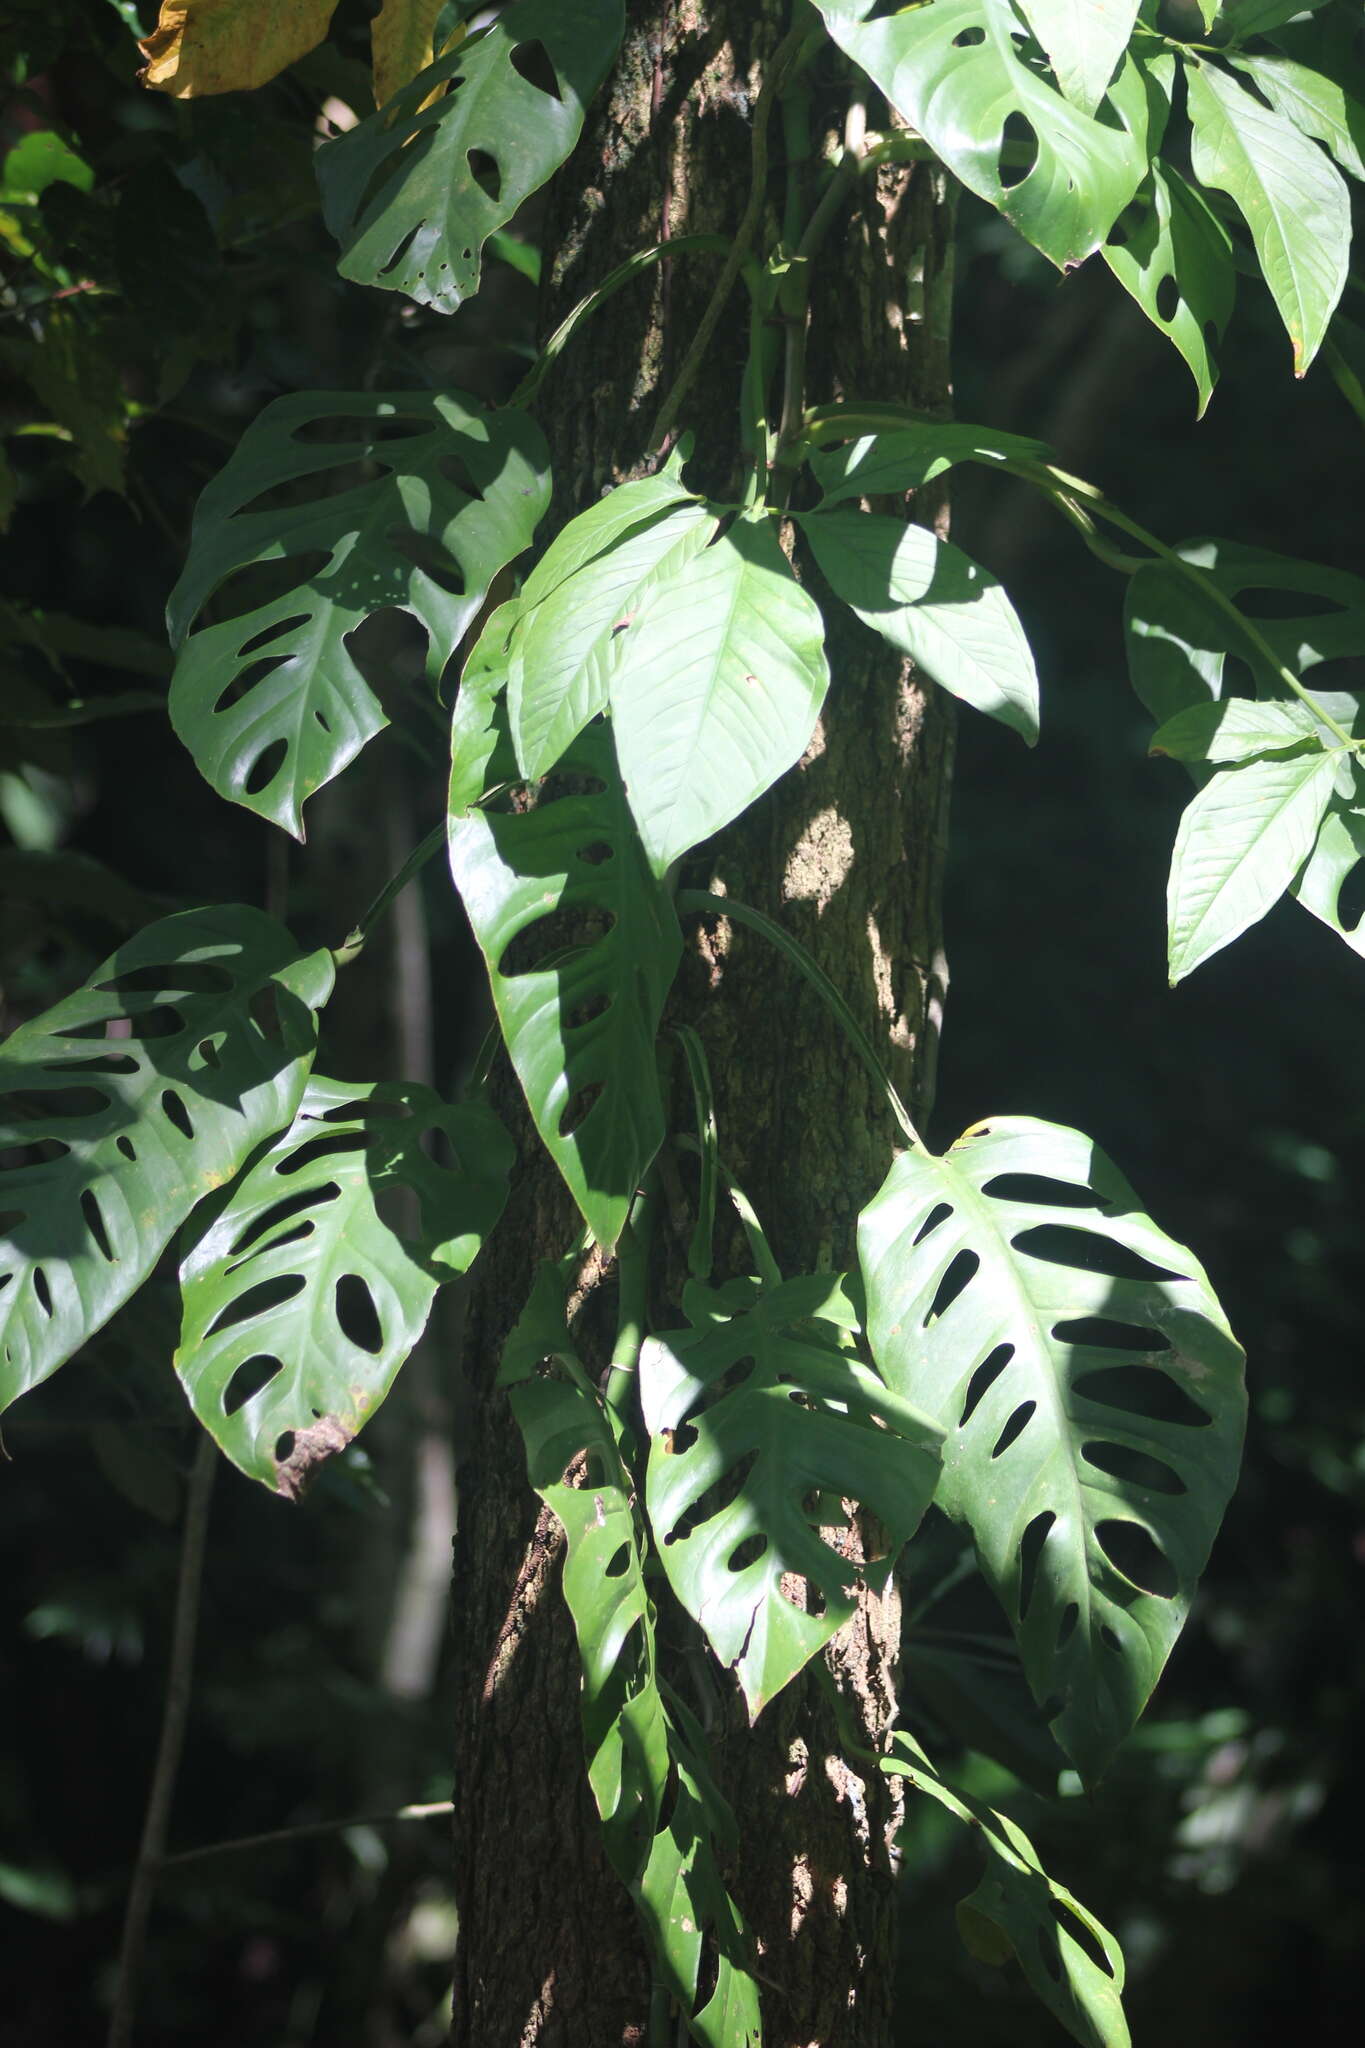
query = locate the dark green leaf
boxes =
[810,420,1049,507]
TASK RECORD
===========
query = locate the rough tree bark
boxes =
[449,6,954,2043]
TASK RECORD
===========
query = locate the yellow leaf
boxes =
[139,0,339,98]
[370,0,446,108]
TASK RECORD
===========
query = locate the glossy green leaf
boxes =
[1293,798,1365,956]
[0,908,333,1414]
[168,391,550,836]
[1231,52,1365,182]
[447,717,680,1250]
[799,510,1039,743]
[809,420,1049,507]
[1167,747,1339,978]
[884,1731,1130,2048]
[510,485,717,780]
[1186,57,1350,373]
[1016,1,1141,116]
[815,0,1152,268]
[176,1075,511,1495]
[611,515,830,877]
[1102,163,1235,416]
[1221,1,1335,42]
[447,599,521,819]
[1149,696,1322,762]
[642,1273,942,1719]
[317,0,624,314]
[859,1117,1246,1779]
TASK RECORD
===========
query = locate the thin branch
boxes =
[160,1800,454,1871]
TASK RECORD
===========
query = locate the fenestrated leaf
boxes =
[810,419,1049,507]
[641,1273,942,1720]
[1102,163,1235,416]
[1186,57,1350,374]
[814,0,1153,268]
[1293,797,1365,956]
[317,0,624,315]
[370,0,444,107]
[448,717,680,1251]
[139,0,336,96]
[1232,52,1365,183]
[1167,746,1338,979]
[858,1117,1246,1780]
[167,391,549,837]
[1150,695,1322,762]
[799,510,1039,744]
[611,514,830,877]
[509,480,717,780]
[0,907,333,1414]
[884,1731,1129,2048]
[1017,1,1141,117]
[176,1075,512,1495]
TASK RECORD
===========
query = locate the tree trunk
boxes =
[449,6,954,2043]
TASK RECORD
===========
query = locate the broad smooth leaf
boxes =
[1102,163,1235,416]
[815,0,1152,268]
[448,718,680,1250]
[1186,57,1350,373]
[1150,696,1322,762]
[0,908,333,1413]
[167,391,549,836]
[448,599,521,819]
[502,1270,763,2045]
[176,1076,512,1495]
[1231,52,1365,183]
[139,0,336,95]
[1293,799,1365,957]
[1167,747,1339,978]
[1016,1,1141,116]
[885,1732,1129,2048]
[611,515,830,877]
[859,1117,1246,1780]
[799,510,1039,744]
[370,0,444,107]
[317,0,624,315]
[510,481,717,780]
[810,420,1049,506]
[641,1274,943,1719]
[1221,0,1336,42]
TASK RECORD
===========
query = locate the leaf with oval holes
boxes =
[176,1075,512,1494]
[167,390,550,836]
[502,1267,763,2043]
[884,1731,1130,2048]
[1016,0,1141,118]
[641,1273,943,1721]
[813,0,1155,269]
[1102,162,1235,418]
[448,716,680,1251]
[799,510,1039,743]
[1186,57,1350,375]
[809,417,1049,508]
[611,513,830,878]
[317,0,624,315]
[858,1117,1245,1781]
[0,907,333,1415]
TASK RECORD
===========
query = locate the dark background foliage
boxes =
[1,6,1361,2043]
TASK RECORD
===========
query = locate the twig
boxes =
[159,1801,454,1871]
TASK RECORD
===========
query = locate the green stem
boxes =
[332,821,445,966]
[604,1194,652,1428]
[673,1025,718,1283]
[158,1800,453,1870]
[676,891,926,1153]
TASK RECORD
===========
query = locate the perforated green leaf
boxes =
[884,1732,1129,2048]
[317,0,624,313]
[1102,163,1235,416]
[1167,746,1339,980]
[859,1117,1245,1780]
[176,1076,511,1495]
[1017,1,1141,116]
[0,908,333,1414]
[642,1273,943,1720]
[809,419,1049,507]
[815,0,1153,268]
[167,391,549,836]
[447,717,680,1250]
[1232,52,1365,183]
[799,510,1039,743]
[1186,57,1350,373]
[611,514,830,877]
[1293,798,1365,957]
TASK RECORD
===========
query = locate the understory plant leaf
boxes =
[317,0,625,314]
[1102,163,1235,416]
[447,717,680,1251]
[139,0,337,96]
[176,1075,512,1494]
[167,391,549,836]
[0,907,333,1413]
[370,0,444,108]
[1186,57,1350,374]
[809,418,1050,506]
[1149,697,1323,763]
[799,510,1039,743]
[641,1273,943,1719]
[1231,51,1365,185]
[1016,0,1141,117]
[858,1117,1246,1781]
[1293,800,1365,957]
[610,514,830,877]
[815,0,1153,268]
[884,1731,1129,2048]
